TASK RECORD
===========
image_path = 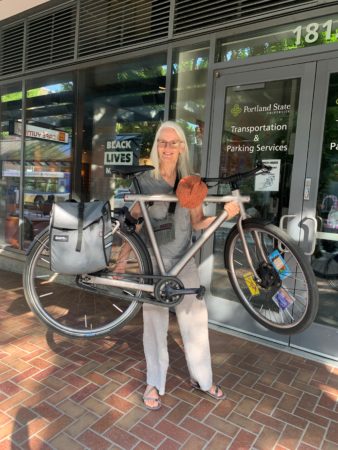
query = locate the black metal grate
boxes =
[0,23,25,76]
[25,5,76,70]
[174,0,317,34]
[78,0,171,58]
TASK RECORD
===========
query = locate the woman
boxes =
[118,121,239,410]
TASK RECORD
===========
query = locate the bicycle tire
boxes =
[23,225,152,338]
[224,219,319,334]
[324,252,338,291]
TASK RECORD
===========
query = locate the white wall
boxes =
[0,0,50,21]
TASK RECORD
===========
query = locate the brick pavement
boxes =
[0,268,337,450]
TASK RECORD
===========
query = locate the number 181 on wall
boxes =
[293,20,337,45]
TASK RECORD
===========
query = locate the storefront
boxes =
[0,0,337,360]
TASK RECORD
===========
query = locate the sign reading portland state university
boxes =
[223,79,298,191]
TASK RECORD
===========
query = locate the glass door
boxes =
[291,59,338,360]
[201,63,316,345]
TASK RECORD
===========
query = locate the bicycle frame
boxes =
[88,189,252,295]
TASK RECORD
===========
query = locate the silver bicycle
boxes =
[23,163,319,338]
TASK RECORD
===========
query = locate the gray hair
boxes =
[149,121,192,179]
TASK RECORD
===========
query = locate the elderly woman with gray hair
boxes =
[116,121,239,410]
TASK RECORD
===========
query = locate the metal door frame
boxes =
[290,58,338,361]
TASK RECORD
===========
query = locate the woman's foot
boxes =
[191,380,226,400]
[143,385,161,410]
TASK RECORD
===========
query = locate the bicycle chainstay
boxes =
[76,272,205,308]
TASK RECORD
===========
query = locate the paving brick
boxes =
[91,409,124,433]
[180,417,216,441]
[156,419,191,444]
[67,412,101,438]
[302,422,326,449]
[165,401,193,425]
[155,438,180,449]
[205,414,239,438]
[234,396,259,416]
[326,421,338,445]
[104,425,139,448]
[273,408,308,429]
[254,426,281,450]
[115,406,147,431]
[207,432,232,449]
[276,394,299,415]
[277,424,303,449]
[294,406,329,427]
[250,410,285,432]
[77,429,112,449]
[228,429,256,450]
[178,434,205,449]
[105,393,135,413]
[49,432,85,450]
[227,411,262,434]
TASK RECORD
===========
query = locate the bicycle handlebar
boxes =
[202,162,272,186]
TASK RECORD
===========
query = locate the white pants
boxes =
[143,257,213,395]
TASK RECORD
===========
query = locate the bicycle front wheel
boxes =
[23,226,152,338]
[224,219,319,334]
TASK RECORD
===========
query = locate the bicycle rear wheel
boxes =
[224,219,319,334]
[23,225,152,338]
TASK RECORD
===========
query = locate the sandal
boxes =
[143,385,161,411]
[191,380,226,400]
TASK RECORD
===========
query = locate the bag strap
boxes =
[76,202,85,252]
[168,175,179,214]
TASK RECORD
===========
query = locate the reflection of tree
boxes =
[318,79,338,200]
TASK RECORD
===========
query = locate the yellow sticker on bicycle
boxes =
[243,272,260,296]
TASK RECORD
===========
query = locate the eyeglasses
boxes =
[157,140,182,149]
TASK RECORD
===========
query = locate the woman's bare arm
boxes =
[190,201,240,231]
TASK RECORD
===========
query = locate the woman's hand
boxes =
[224,201,240,220]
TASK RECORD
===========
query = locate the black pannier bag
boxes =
[50,201,113,274]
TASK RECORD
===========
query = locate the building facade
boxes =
[0,0,338,360]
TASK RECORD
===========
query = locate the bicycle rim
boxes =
[225,220,318,334]
[23,228,149,338]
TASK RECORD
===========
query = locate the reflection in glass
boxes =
[0,83,22,248]
[170,44,209,173]
[216,16,338,63]
[211,78,301,300]
[23,75,73,248]
[312,73,338,328]
[81,53,166,204]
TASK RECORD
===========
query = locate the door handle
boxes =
[303,216,318,256]
[279,214,317,255]
[279,214,296,230]
[278,215,296,253]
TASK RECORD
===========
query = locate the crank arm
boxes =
[165,285,205,300]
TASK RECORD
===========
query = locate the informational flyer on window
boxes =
[254,159,281,191]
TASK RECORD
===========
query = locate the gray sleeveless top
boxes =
[134,171,192,260]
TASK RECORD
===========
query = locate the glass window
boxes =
[23,74,74,248]
[80,53,167,204]
[210,78,301,299]
[0,83,23,248]
[170,44,209,173]
[312,72,338,325]
[216,15,338,63]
